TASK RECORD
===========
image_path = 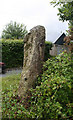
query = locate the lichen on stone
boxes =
[18,25,45,97]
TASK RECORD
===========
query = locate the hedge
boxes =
[2,39,52,68]
[44,41,53,61]
[2,39,24,68]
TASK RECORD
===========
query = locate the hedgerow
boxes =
[44,41,53,61]
[2,39,24,68]
[2,39,52,68]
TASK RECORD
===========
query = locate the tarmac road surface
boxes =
[0,68,22,77]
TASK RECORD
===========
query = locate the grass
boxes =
[2,73,31,119]
[2,52,73,119]
[2,74,21,92]
[2,74,22,118]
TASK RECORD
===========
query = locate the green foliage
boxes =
[69,21,73,29]
[68,21,73,34]
[2,39,52,68]
[2,74,26,119]
[26,52,73,119]
[44,41,53,61]
[2,52,73,119]
[57,2,73,21]
[2,39,24,68]
[2,74,32,119]
[1,21,28,39]
[50,0,73,21]
[2,74,21,92]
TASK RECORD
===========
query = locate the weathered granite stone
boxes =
[18,25,45,96]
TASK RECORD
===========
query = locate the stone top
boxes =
[30,25,45,32]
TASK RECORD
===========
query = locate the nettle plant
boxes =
[25,52,73,119]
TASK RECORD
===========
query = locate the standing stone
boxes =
[18,25,45,97]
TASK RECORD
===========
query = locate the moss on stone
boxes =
[25,43,32,50]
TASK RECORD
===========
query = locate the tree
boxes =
[2,21,28,39]
[64,21,73,53]
[50,0,73,52]
[50,0,73,21]
[68,21,73,33]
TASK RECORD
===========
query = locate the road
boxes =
[0,68,22,77]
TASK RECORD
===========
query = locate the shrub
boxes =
[2,52,73,119]
[2,39,24,68]
[26,52,73,119]
[44,41,53,61]
[2,39,52,68]
[2,74,22,119]
[1,21,28,39]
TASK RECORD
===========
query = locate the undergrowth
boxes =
[2,52,73,119]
